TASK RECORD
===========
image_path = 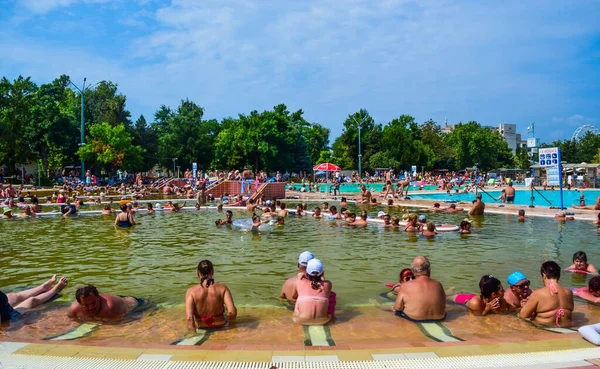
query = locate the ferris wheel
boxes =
[572,125,599,140]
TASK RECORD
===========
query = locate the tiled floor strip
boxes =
[0,347,599,368]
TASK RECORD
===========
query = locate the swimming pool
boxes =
[290,183,440,194]
[1,204,600,346]
[409,189,600,208]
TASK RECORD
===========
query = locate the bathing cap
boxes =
[298,251,314,266]
[418,215,427,222]
[3,207,12,214]
[307,259,324,276]
[507,271,527,286]
[377,211,386,218]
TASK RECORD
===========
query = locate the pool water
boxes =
[1,205,600,345]
[292,183,440,194]
[410,189,600,208]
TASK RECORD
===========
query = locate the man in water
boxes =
[519,261,573,327]
[225,210,233,225]
[468,194,485,216]
[280,251,314,303]
[68,285,143,322]
[393,256,446,321]
[505,182,516,203]
[504,271,531,309]
[360,185,372,204]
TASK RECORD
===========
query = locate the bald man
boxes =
[393,256,446,321]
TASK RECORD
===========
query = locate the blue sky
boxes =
[1,0,599,143]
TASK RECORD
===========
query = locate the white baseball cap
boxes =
[298,251,314,266]
[307,259,324,276]
[377,211,386,218]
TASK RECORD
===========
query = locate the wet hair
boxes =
[280,202,286,209]
[197,260,215,287]
[387,199,393,205]
[103,204,111,210]
[371,198,377,203]
[589,276,600,293]
[460,220,471,229]
[329,205,337,212]
[340,207,347,213]
[541,261,561,280]
[226,210,233,216]
[518,209,525,216]
[314,207,321,213]
[360,210,368,220]
[120,204,128,212]
[252,214,261,223]
[391,216,400,225]
[573,251,587,263]
[449,203,456,209]
[341,197,346,202]
[146,203,153,209]
[18,196,25,202]
[433,203,440,208]
[479,275,502,299]
[426,221,436,232]
[347,212,356,219]
[31,197,39,204]
[75,285,99,303]
[322,202,328,207]
[215,219,223,226]
[399,268,414,281]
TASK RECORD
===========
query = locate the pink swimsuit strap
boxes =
[548,281,559,296]
[555,308,566,327]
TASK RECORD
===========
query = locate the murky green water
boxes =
[1,205,599,308]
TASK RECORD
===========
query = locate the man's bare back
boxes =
[280,273,302,303]
[394,276,446,321]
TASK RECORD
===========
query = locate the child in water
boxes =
[566,251,598,275]
[459,219,472,234]
[572,276,600,303]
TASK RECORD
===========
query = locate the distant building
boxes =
[498,123,518,154]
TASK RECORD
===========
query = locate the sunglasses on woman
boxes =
[403,276,416,282]
[513,280,530,289]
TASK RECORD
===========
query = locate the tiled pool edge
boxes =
[1,347,600,368]
[1,336,597,362]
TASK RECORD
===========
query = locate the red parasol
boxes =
[313,163,341,171]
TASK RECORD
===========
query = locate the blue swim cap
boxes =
[507,271,527,286]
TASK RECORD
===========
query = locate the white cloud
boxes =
[2,0,600,142]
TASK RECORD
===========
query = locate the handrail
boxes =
[531,185,553,206]
[248,182,268,202]
[475,186,497,202]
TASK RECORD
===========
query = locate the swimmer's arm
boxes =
[589,264,598,275]
[393,291,404,312]
[67,301,81,320]
[113,216,119,226]
[465,297,485,316]
[130,214,136,225]
[518,292,538,319]
[184,291,197,332]
[223,286,237,321]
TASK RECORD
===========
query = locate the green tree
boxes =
[331,109,378,170]
[155,99,220,173]
[445,122,513,171]
[577,132,600,163]
[420,119,454,168]
[514,146,532,170]
[77,122,144,171]
[0,76,38,174]
[305,123,330,165]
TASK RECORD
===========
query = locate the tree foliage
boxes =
[77,122,143,171]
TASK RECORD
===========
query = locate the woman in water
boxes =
[565,251,598,275]
[185,260,237,330]
[455,275,513,316]
[114,204,135,228]
[101,204,114,215]
[293,259,334,325]
[146,203,154,215]
[404,214,419,232]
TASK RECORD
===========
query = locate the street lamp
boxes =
[172,158,178,178]
[67,77,102,182]
[351,115,368,177]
